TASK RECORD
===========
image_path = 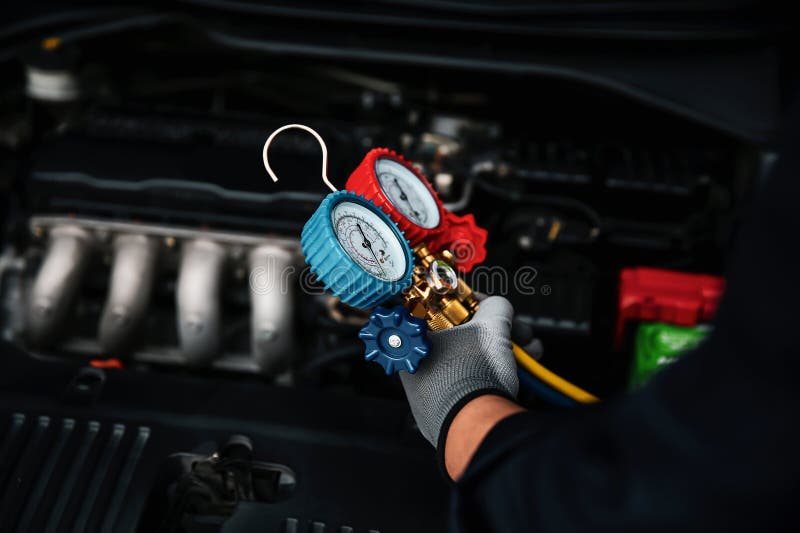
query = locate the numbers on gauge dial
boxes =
[331,201,408,282]
[375,158,441,229]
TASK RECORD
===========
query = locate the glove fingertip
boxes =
[474,295,514,323]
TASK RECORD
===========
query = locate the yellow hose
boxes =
[512,342,599,404]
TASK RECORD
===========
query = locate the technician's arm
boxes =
[444,394,524,480]
[444,106,800,532]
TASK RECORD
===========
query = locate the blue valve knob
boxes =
[359,306,431,375]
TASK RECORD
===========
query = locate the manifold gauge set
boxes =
[263,124,488,375]
[263,125,599,406]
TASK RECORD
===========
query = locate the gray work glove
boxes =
[399,296,519,448]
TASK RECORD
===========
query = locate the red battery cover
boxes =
[345,148,448,247]
[614,267,725,350]
[345,148,488,272]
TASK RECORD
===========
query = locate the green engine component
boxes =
[630,322,710,389]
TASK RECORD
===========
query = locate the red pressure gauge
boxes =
[345,148,487,272]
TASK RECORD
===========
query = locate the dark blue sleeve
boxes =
[449,100,800,533]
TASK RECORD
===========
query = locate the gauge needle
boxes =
[393,178,421,219]
[393,178,410,202]
[357,223,385,277]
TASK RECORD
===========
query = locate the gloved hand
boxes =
[399,296,519,448]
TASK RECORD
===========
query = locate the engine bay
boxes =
[0,2,788,532]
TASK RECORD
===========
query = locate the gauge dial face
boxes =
[331,200,408,282]
[375,158,441,229]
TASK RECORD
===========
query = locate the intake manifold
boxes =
[176,239,226,365]
[98,234,158,355]
[249,245,297,375]
[27,225,93,346]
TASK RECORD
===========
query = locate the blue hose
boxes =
[517,369,578,407]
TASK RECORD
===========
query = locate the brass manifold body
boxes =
[403,244,479,332]
[400,245,600,404]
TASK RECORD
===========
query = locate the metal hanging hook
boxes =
[262,124,337,193]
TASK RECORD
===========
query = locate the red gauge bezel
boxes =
[345,147,488,272]
[345,148,448,247]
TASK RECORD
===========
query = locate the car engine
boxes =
[0,2,789,532]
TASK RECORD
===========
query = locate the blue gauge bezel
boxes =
[301,191,414,310]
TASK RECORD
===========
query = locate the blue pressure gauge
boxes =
[301,191,414,309]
